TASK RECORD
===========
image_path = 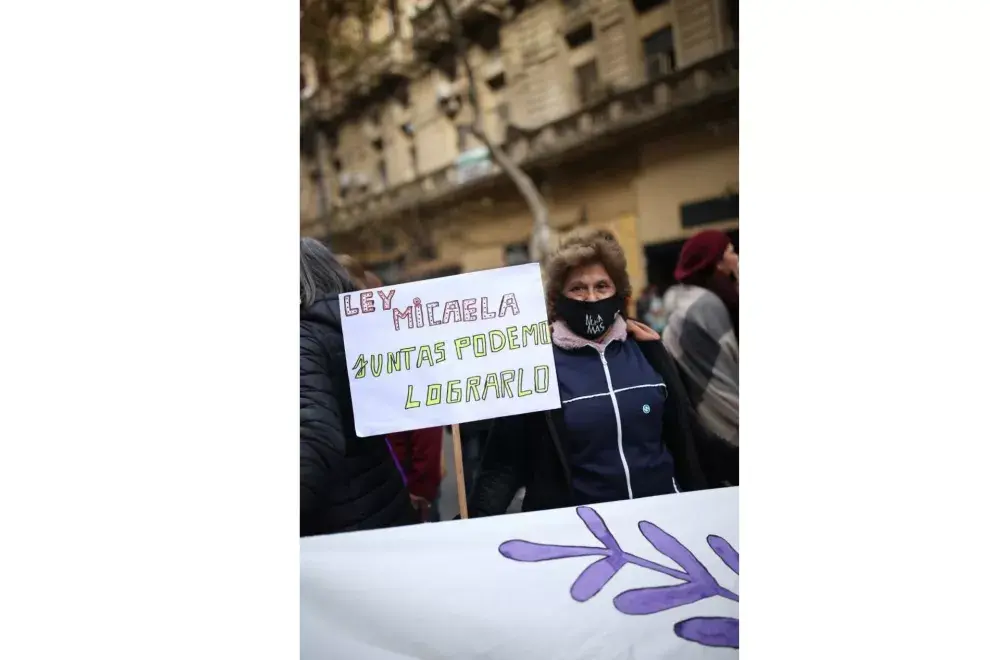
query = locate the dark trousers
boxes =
[460,430,485,498]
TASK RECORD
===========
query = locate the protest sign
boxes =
[340,263,562,438]
[301,487,740,659]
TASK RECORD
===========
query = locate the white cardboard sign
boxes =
[301,487,740,659]
[340,263,562,437]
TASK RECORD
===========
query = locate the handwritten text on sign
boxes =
[340,263,561,437]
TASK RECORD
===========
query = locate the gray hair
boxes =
[300,237,357,307]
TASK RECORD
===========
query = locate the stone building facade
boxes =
[301,0,738,292]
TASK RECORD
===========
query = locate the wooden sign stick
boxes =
[451,423,469,520]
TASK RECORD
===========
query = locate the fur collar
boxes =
[551,317,627,352]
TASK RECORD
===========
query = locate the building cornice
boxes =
[302,48,738,236]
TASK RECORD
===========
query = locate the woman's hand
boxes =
[627,318,660,341]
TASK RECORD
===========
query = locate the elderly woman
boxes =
[468,229,710,517]
[300,238,416,536]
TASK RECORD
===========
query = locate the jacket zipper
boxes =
[598,350,634,499]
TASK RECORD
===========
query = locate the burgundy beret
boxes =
[674,230,731,282]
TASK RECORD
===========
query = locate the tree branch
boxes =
[435,0,553,263]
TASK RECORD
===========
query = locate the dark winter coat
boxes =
[554,321,677,504]
[469,320,719,517]
[300,294,416,536]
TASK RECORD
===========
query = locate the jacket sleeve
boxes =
[406,427,443,501]
[468,414,528,517]
[639,339,710,491]
[300,332,348,522]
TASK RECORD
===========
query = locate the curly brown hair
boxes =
[543,227,632,320]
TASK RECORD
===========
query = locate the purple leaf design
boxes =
[499,540,605,562]
[497,506,740,650]
[613,581,716,615]
[571,556,623,602]
[638,521,712,580]
[674,616,739,649]
[576,506,621,551]
[707,535,739,574]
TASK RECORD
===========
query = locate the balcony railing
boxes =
[410,1,448,44]
[303,37,415,121]
[307,48,738,232]
[411,0,508,48]
[363,38,412,77]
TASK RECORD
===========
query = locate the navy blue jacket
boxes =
[556,337,676,504]
[469,334,712,517]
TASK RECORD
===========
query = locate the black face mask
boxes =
[555,294,624,340]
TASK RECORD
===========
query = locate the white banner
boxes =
[301,488,739,659]
[341,264,562,437]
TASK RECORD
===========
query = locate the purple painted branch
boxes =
[612,521,739,613]
[499,539,741,601]
[716,586,739,602]
[613,581,715,615]
[707,535,739,574]
[638,521,711,579]
[571,557,621,602]
[499,507,635,601]
[621,552,691,582]
[498,505,739,646]
[498,540,607,562]
[576,506,621,552]
[624,554,738,601]
[674,617,739,649]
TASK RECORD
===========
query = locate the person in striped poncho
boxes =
[662,231,739,485]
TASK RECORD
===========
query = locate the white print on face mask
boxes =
[585,313,606,336]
